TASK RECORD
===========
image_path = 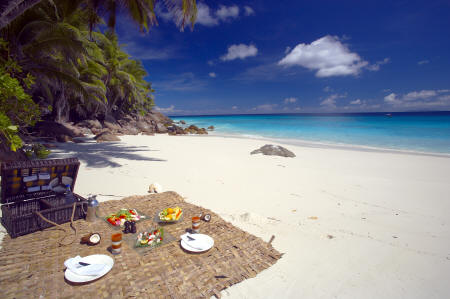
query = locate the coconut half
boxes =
[80,233,101,245]
[88,233,101,245]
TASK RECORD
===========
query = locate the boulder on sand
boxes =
[250,144,296,158]
[94,131,121,142]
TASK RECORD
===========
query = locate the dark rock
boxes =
[104,114,117,124]
[94,132,121,142]
[175,126,186,135]
[167,125,186,135]
[120,125,139,135]
[72,138,85,143]
[33,121,80,143]
[180,120,186,125]
[78,127,93,135]
[250,144,296,158]
[156,123,168,133]
[43,143,57,148]
[136,121,154,133]
[90,127,103,135]
[198,128,208,135]
[207,125,215,131]
[142,131,155,136]
[56,135,72,142]
[103,121,121,132]
[61,122,85,137]
[34,121,75,137]
[78,119,102,130]
[148,111,172,124]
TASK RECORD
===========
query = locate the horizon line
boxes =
[168,110,450,118]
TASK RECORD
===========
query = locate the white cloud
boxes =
[350,99,362,105]
[196,3,219,26]
[320,94,343,108]
[190,3,251,27]
[384,89,450,109]
[403,90,437,101]
[216,5,239,21]
[232,106,238,110]
[367,58,390,71]
[252,104,278,111]
[384,93,401,105]
[284,97,298,104]
[209,72,217,78]
[418,60,429,65]
[221,44,258,61]
[154,105,176,113]
[244,6,255,16]
[278,35,368,77]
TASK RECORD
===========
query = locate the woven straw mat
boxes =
[0,191,281,298]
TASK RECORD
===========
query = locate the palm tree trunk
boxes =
[0,0,43,29]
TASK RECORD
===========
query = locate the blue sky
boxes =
[116,0,450,115]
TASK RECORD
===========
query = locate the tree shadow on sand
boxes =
[48,140,166,168]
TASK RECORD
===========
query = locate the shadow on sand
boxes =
[47,139,166,168]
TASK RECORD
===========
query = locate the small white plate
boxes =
[180,234,214,253]
[65,254,114,283]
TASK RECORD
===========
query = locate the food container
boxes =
[0,158,88,238]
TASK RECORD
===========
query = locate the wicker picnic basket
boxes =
[0,158,87,238]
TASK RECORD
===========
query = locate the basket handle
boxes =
[34,202,78,246]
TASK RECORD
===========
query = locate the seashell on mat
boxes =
[148,183,162,194]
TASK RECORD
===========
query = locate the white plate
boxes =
[65,254,114,283]
[180,234,214,253]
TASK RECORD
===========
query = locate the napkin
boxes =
[180,233,209,250]
[64,256,106,276]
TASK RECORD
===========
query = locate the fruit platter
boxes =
[156,207,183,223]
[126,227,176,254]
[105,208,147,228]
[135,228,164,248]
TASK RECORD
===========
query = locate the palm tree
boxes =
[3,0,107,121]
[1,0,197,32]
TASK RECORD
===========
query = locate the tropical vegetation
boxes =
[0,0,197,154]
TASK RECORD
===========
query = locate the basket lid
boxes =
[0,158,80,204]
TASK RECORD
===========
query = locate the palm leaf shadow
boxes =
[48,140,166,168]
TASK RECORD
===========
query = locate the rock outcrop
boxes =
[94,131,121,142]
[250,144,296,158]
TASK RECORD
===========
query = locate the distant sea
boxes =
[171,112,450,155]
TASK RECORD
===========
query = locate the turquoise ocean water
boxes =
[171,112,450,155]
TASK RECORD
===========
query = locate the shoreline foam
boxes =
[208,131,450,158]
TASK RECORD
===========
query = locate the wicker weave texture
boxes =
[0,192,281,298]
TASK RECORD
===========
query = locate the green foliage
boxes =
[0,112,23,152]
[0,39,40,151]
[24,144,51,159]
[32,144,51,159]
[1,0,176,136]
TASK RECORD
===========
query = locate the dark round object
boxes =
[130,221,137,234]
[203,214,211,222]
[123,221,131,233]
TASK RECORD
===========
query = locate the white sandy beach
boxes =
[2,134,450,298]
